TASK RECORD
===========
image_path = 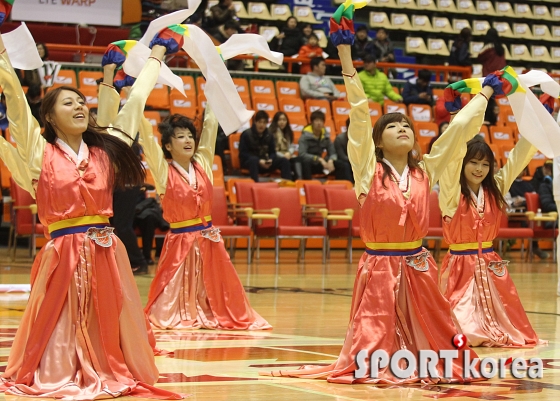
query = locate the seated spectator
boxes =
[239,110,292,182]
[211,19,241,44]
[539,163,556,215]
[271,16,303,58]
[269,111,302,179]
[372,28,396,78]
[211,19,244,70]
[299,57,343,101]
[301,23,313,45]
[505,169,549,259]
[209,0,237,30]
[427,121,449,154]
[402,69,434,106]
[358,54,402,106]
[483,97,500,126]
[333,118,353,183]
[449,28,472,69]
[298,111,352,181]
[26,84,43,128]
[478,28,506,77]
[298,34,323,74]
[351,26,376,61]
[134,188,168,265]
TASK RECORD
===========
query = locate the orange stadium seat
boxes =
[252,96,278,114]
[78,71,103,88]
[51,69,77,88]
[305,99,332,120]
[279,97,305,116]
[146,83,170,110]
[276,81,300,98]
[169,92,197,119]
[250,79,275,97]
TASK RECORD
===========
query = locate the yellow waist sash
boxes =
[448,241,493,251]
[366,239,423,250]
[48,215,110,234]
[170,215,212,229]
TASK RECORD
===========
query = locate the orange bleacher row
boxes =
[35,68,551,178]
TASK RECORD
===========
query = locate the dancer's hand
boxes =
[149,24,187,55]
[482,66,522,97]
[443,86,462,114]
[102,41,135,68]
[330,1,359,46]
[0,0,14,27]
[113,69,136,91]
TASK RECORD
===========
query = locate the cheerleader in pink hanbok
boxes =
[136,106,271,330]
[439,132,544,347]
[260,5,495,384]
[0,22,183,399]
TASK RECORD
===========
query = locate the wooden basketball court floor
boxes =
[1,247,560,400]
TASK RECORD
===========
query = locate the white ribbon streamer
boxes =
[218,34,283,65]
[3,23,43,70]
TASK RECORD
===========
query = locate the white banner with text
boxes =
[12,0,122,27]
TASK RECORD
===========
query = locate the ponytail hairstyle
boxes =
[372,113,422,188]
[40,86,145,189]
[460,136,505,210]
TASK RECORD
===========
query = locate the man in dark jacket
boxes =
[402,69,434,106]
[351,26,376,61]
[538,163,557,215]
[298,111,352,181]
[239,110,292,182]
[333,118,353,183]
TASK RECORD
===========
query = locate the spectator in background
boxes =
[478,28,507,77]
[211,19,244,70]
[20,42,49,91]
[505,169,550,259]
[26,84,43,127]
[301,23,314,44]
[449,28,472,68]
[140,0,167,35]
[402,69,434,106]
[209,0,237,29]
[271,16,303,58]
[298,33,323,74]
[538,163,557,232]
[351,26,375,61]
[299,57,342,100]
[239,110,292,182]
[483,97,500,126]
[427,121,449,154]
[269,111,302,179]
[333,118,353,183]
[298,111,352,181]
[358,54,402,106]
[372,28,396,78]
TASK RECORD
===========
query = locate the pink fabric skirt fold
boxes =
[261,250,480,384]
[0,234,182,400]
[440,251,543,348]
[146,233,271,330]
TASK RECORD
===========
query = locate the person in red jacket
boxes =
[298,33,323,74]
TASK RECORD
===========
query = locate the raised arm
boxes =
[0,137,35,197]
[96,64,121,127]
[109,46,166,145]
[192,106,219,183]
[0,36,45,181]
[338,44,376,200]
[137,117,168,195]
[421,86,492,188]
[495,137,537,196]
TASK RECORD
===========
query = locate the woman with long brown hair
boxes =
[0,23,183,399]
[439,135,545,348]
[260,4,498,384]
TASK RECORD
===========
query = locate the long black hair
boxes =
[269,111,293,144]
[460,136,505,210]
[483,28,505,57]
[40,86,145,189]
